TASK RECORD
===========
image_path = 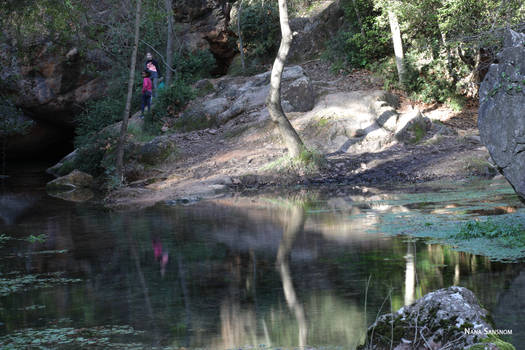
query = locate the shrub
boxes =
[172,50,216,82]
[0,99,32,137]
[231,1,280,64]
[146,78,195,133]
[323,0,391,69]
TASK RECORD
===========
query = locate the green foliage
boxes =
[0,0,86,47]
[172,50,216,82]
[0,234,12,247]
[323,0,391,69]
[74,98,125,148]
[0,100,32,137]
[148,78,195,133]
[0,272,81,297]
[326,0,525,104]
[231,0,281,67]
[26,234,48,244]
[456,219,525,245]
[0,325,144,349]
[127,124,156,143]
[74,130,117,176]
[470,334,516,350]
[263,148,325,174]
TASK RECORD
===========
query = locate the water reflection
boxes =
[276,204,308,348]
[1,177,525,348]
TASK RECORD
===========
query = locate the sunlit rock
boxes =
[297,90,401,153]
[359,286,511,350]
[181,65,315,128]
[46,170,93,191]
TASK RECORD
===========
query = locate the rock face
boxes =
[174,0,236,73]
[359,286,510,350]
[181,65,315,127]
[479,29,525,200]
[0,43,107,127]
[289,0,344,62]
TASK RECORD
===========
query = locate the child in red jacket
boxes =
[140,70,152,118]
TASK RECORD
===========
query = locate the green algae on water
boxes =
[0,272,82,297]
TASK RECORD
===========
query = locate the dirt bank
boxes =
[105,61,494,209]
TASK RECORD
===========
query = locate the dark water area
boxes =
[1,165,525,349]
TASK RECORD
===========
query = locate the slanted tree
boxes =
[164,0,175,86]
[387,2,405,84]
[116,0,142,184]
[237,0,246,73]
[266,0,305,158]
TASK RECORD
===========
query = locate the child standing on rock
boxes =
[140,69,152,119]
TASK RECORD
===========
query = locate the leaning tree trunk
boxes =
[266,0,305,158]
[115,0,141,184]
[237,0,246,72]
[164,0,174,86]
[351,0,366,38]
[388,8,405,85]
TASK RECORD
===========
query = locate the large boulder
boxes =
[298,90,408,153]
[46,170,93,191]
[180,65,315,127]
[478,29,525,200]
[359,286,513,350]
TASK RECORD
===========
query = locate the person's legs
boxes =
[146,92,151,112]
[141,93,146,115]
[151,72,158,98]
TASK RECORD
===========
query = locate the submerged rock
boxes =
[359,286,513,350]
[479,29,525,200]
[46,170,93,191]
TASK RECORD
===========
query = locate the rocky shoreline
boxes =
[46,60,495,209]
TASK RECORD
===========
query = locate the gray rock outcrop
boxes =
[479,29,525,200]
[359,286,512,350]
[181,65,315,127]
[297,90,430,153]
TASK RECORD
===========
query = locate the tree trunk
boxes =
[237,0,246,72]
[266,0,305,158]
[388,8,405,85]
[116,0,141,184]
[165,0,174,86]
[351,0,366,38]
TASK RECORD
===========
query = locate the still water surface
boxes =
[1,165,525,349]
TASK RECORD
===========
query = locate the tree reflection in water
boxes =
[276,204,308,348]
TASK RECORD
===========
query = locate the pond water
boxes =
[1,164,525,349]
